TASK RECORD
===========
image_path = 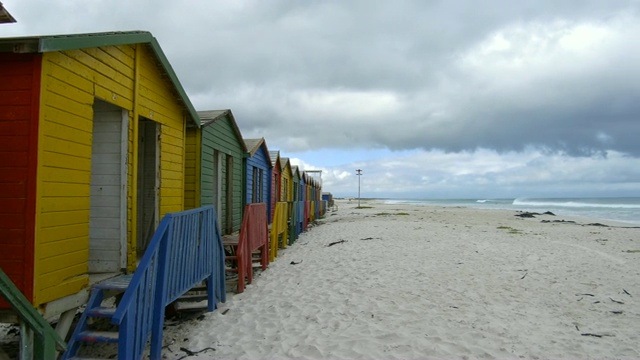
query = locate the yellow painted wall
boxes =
[281,164,292,202]
[136,45,186,218]
[33,44,189,306]
[184,128,200,209]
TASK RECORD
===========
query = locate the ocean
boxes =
[382,197,640,225]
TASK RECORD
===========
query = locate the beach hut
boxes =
[184,109,247,235]
[290,166,302,242]
[0,31,199,320]
[243,137,272,211]
[268,150,281,223]
[280,157,294,203]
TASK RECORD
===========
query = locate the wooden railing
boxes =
[230,203,269,293]
[296,200,305,236]
[0,268,66,359]
[269,202,288,262]
[112,205,225,359]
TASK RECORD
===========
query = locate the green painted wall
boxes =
[200,116,244,234]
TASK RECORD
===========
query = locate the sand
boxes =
[2,199,639,359]
[156,199,640,359]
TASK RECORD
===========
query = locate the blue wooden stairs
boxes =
[62,206,226,360]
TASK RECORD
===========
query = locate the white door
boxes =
[89,100,128,273]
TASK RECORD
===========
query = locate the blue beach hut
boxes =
[243,138,272,216]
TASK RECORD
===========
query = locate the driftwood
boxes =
[581,333,613,338]
[623,289,632,297]
[177,347,216,359]
[328,239,346,247]
[610,297,625,304]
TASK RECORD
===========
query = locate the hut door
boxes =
[212,150,223,230]
[136,118,159,257]
[89,100,128,273]
[225,155,234,234]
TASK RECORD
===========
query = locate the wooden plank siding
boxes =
[195,111,246,235]
[280,158,293,202]
[34,47,133,305]
[30,43,189,305]
[201,122,244,234]
[136,45,186,218]
[0,53,40,307]
[269,152,281,223]
[183,129,199,209]
[244,139,271,207]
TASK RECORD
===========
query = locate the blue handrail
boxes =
[111,205,225,359]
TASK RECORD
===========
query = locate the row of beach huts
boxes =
[0,30,332,359]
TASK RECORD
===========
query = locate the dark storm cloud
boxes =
[4,0,639,155]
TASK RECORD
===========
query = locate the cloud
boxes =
[317,148,640,198]
[3,0,639,197]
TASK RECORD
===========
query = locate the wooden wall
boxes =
[31,43,188,305]
[245,143,270,205]
[200,117,244,234]
[0,53,40,307]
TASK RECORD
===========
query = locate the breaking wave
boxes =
[512,198,640,209]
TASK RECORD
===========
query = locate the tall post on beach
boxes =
[356,169,362,208]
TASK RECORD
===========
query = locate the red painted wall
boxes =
[0,53,41,307]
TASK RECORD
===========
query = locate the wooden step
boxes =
[175,293,208,302]
[85,306,116,318]
[93,274,133,291]
[77,330,119,343]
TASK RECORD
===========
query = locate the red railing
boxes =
[228,203,269,293]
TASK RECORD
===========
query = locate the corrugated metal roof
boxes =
[269,150,280,166]
[0,30,200,128]
[0,2,16,23]
[291,165,300,179]
[244,138,272,167]
[198,109,230,126]
[280,157,290,171]
[243,138,263,154]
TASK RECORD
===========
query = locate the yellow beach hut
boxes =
[280,157,294,203]
[0,31,200,321]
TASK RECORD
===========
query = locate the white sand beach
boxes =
[155,199,639,359]
[2,199,638,359]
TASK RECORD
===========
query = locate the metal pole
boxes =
[356,169,362,207]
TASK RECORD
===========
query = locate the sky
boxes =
[2,1,640,199]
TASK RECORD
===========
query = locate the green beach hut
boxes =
[184,109,247,235]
